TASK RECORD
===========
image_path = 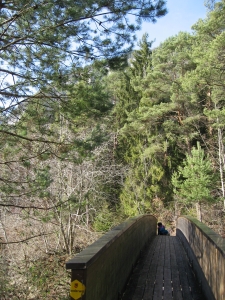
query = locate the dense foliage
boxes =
[110,1,225,225]
[0,0,167,298]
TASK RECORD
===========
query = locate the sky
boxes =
[136,0,209,48]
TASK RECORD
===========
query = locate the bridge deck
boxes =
[121,236,205,300]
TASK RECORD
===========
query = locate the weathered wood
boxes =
[66,215,157,300]
[174,238,203,300]
[170,237,183,300]
[177,216,225,300]
[122,238,158,300]
[163,237,173,300]
[122,236,206,300]
[172,237,193,300]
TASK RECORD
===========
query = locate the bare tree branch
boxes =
[0,129,71,144]
[0,231,56,244]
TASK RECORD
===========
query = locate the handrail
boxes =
[177,216,225,300]
[66,214,157,300]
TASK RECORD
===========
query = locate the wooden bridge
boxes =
[66,215,225,300]
[122,235,204,300]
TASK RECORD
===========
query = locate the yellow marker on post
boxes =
[70,279,86,300]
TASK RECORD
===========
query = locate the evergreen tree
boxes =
[0,0,167,108]
[110,34,172,215]
[118,32,198,214]
[182,0,225,207]
[172,142,216,221]
[130,33,153,78]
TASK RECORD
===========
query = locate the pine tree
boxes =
[0,0,167,108]
[129,33,153,78]
[183,0,225,207]
[111,34,173,214]
[172,142,216,221]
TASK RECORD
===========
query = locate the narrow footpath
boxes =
[122,236,205,300]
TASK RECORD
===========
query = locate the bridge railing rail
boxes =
[177,216,225,300]
[66,214,157,300]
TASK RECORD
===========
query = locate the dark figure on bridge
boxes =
[157,222,169,235]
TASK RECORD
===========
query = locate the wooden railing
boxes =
[177,216,225,300]
[66,215,157,300]
[66,215,225,300]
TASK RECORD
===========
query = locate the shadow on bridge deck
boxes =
[122,236,205,300]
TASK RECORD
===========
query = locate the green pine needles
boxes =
[172,142,216,220]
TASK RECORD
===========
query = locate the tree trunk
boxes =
[196,202,202,222]
[217,126,225,208]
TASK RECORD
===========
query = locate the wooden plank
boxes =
[158,236,165,267]
[171,269,183,300]
[173,237,193,300]
[170,237,183,300]
[143,278,155,300]
[122,235,205,300]
[153,265,164,300]
[143,236,162,300]
[163,267,173,300]
[176,238,204,300]
[122,236,159,300]
[164,237,171,269]
[152,236,164,300]
[162,237,173,300]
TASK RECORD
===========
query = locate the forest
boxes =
[0,0,225,299]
